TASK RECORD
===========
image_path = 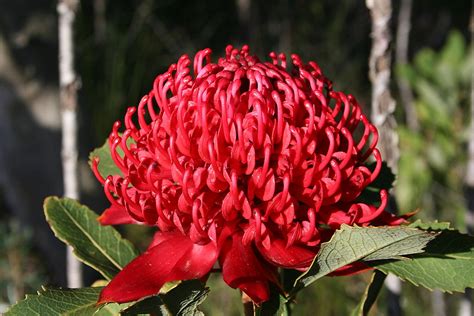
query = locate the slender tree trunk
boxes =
[58,0,82,288]
[460,9,474,316]
[395,0,418,132]
[366,1,402,315]
[367,0,398,170]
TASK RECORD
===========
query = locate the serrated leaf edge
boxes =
[6,287,102,316]
[44,196,138,280]
[295,224,437,289]
[375,266,454,293]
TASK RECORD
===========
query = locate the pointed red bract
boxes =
[98,233,217,304]
[98,205,137,225]
[257,238,316,270]
[93,45,406,304]
[219,234,278,304]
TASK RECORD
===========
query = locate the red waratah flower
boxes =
[92,45,405,305]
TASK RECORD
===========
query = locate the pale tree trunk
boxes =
[395,0,418,132]
[459,9,474,316]
[366,1,402,315]
[367,0,398,170]
[58,0,82,288]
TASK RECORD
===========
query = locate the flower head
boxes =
[93,45,404,304]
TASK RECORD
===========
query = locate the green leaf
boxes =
[351,270,386,316]
[88,139,123,179]
[408,220,451,231]
[120,280,209,316]
[44,197,139,280]
[5,287,102,316]
[371,229,474,293]
[292,225,436,294]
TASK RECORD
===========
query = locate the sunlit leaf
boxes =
[292,225,436,294]
[371,229,474,293]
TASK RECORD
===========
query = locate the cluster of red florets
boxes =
[93,45,404,304]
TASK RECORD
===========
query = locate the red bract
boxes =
[92,45,405,304]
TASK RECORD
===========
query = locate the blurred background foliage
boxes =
[396,30,472,227]
[0,0,472,315]
[0,219,47,309]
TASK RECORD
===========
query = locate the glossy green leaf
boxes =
[5,287,102,316]
[292,225,436,294]
[44,197,139,280]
